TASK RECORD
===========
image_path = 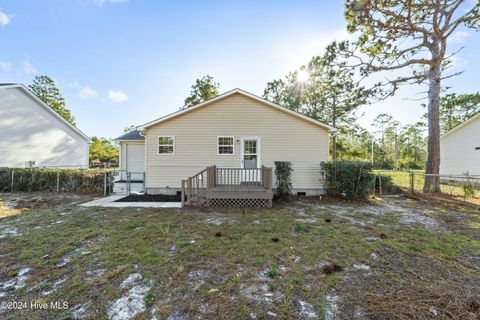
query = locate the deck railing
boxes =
[182,165,272,206]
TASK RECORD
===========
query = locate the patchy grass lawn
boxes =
[0,193,479,320]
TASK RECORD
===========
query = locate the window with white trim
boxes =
[158,136,175,154]
[218,136,234,155]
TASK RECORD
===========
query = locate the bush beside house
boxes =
[274,161,293,200]
[320,161,375,199]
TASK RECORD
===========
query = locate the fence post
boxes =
[409,171,414,194]
[372,174,376,196]
[104,171,107,196]
[56,171,60,192]
[11,169,14,192]
[379,173,382,196]
[127,171,130,195]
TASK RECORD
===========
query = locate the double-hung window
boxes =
[158,136,175,154]
[218,136,234,155]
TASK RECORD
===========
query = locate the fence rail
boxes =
[0,168,114,195]
[374,170,480,204]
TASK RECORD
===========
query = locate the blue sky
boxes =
[0,0,479,138]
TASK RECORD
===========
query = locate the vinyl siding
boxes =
[145,93,329,189]
[119,142,145,173]
[440,117,480,175]
[0,87,89,168]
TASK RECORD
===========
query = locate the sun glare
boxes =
[297,69,309,82]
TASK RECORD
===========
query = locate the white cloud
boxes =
[93,0,129,7]
[0,10,12,26]
[0,60,11,72]
[79,86,99,99]
[108,90,129,103]
[449,30,469,44]
[23,61,38,75]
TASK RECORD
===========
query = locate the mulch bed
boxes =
[115,194,181,202]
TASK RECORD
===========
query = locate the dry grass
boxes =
[350,279,480,320]
[0,192,479,319]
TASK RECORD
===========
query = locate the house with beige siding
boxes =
[440,113,480,175]
[0,84,89,168]
[115,88,335,201]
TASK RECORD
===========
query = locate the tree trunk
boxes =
[423,62,441,193]
[332,106,337,162]
[394,130,398,168]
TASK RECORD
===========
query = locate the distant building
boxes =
[0,84,89,168]
[440,113,480,175]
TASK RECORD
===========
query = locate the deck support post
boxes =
[181,179,186,207]
[212,165,217,188]
[187,178,192,204]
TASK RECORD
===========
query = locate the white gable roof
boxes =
[441,113,480,140]
[137,88,337,132]
[0,84,89,141]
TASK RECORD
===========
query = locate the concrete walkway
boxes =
[79,195,182,208]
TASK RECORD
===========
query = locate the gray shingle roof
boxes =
[114,130,145,141]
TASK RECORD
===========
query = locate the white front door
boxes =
[241,137,260,168]
[240,137,261,182]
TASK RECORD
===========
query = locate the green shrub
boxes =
[274,161,293,200]
[320,161,374,199]
[463,184,475,200]
[373,159,395,170]
[374,174,403,194]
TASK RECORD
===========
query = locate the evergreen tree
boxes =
[29,75,76,126]
[183,75,220,108]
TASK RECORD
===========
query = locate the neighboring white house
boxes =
[0,84,89,168]
[440,113,480,175]
[116,88,336,196]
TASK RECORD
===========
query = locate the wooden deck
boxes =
[181,166,273,207]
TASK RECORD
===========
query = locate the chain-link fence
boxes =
[114,170,145,195]
[374,170,480,204]
[0,168,114,195]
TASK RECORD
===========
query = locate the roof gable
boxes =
[441,113,480,139]
[114,130,145,141]
[0,84,90,141]
[137,88,336,132]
